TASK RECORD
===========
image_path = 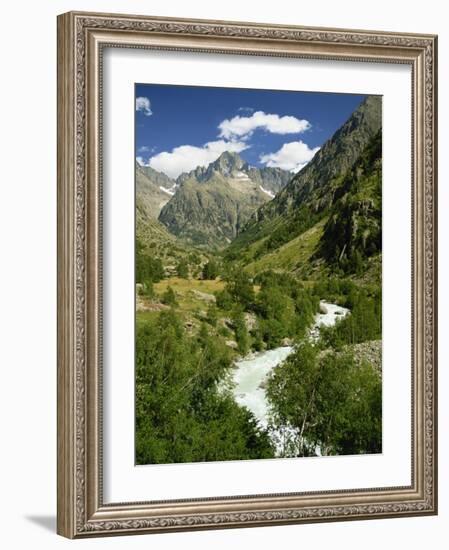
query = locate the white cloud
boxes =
[237,106,255,114]
[260,141,320,173]
[141,109,315,178]
[218,111,311,140]
[136,96,152,116]
[146,139,249,179]
[137,145,154,153]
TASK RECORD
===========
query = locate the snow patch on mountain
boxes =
[159,185,177,196]
[259,185,275,199]
[234,171,251,180]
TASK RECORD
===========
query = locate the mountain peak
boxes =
[137,162,176,185]
[176,151,245,185]
[211,151,244,175]
[160,152,291,248]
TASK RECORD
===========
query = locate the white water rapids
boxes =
[232,346,293,425]
[230,301,349,438]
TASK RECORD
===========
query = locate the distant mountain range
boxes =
[158,151,292,248]
[135,152,292,269]
[136,163,177,222]
[135,164,208,276]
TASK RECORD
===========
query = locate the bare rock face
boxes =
[136,297,169,313]
[225,340,238,350]
[244,312,258,331]
[136,163,176,221]
[191,290,216,303]
[351,340,382,373]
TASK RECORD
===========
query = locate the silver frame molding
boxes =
[57,11,438,538]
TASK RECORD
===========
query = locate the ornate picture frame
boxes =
[57,11,437,538]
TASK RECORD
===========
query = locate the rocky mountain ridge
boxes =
[226,96,382,276]
[158,151,292,248]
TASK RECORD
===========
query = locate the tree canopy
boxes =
[266,342,381,457]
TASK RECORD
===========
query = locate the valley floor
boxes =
[136,269,382,464]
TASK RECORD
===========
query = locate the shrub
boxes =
[176,260,189,278]
[161,286,177,306]
[202,260,219,280]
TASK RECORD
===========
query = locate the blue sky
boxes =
[135,83,367,179]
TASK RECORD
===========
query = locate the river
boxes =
[231,301,349,433]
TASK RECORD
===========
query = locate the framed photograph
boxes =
[57,11,438,538]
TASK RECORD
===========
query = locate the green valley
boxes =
[135,94,383,465]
